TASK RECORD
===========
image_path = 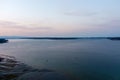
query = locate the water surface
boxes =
[0,39,120,80]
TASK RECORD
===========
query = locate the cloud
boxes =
[66,18,120,37]
[0,20,54,36]
[84,19,120,36]
[64,11,97,17]
[0,20,52,30]
[95,19,120,29]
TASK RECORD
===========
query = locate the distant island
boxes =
[0,36,120,41]
[20,37,120,41]
[0,38,8,43]
[20,37,79,40]
[107,37,120,40]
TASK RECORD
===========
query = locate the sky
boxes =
[0,0,120,37]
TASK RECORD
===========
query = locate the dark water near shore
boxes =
[0,39,120,80]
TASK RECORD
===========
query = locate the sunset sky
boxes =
[0,0,120,37]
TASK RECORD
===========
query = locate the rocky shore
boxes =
[0,54,68,80]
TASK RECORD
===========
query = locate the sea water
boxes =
[0,39,120,80]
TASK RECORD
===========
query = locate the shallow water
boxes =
[0,39,120,80]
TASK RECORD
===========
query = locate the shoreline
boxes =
[0,37,120,41]
[0,54,69,80]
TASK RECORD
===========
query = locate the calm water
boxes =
[0,39,120,80]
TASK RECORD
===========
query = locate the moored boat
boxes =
[0,39,8,43]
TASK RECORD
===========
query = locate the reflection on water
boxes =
[0,39,120,80]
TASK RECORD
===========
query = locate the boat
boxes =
[0,38,8,43]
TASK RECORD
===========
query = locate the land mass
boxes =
[0,36,120,41]
[15,37,120,41]
[107,37,120,40]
